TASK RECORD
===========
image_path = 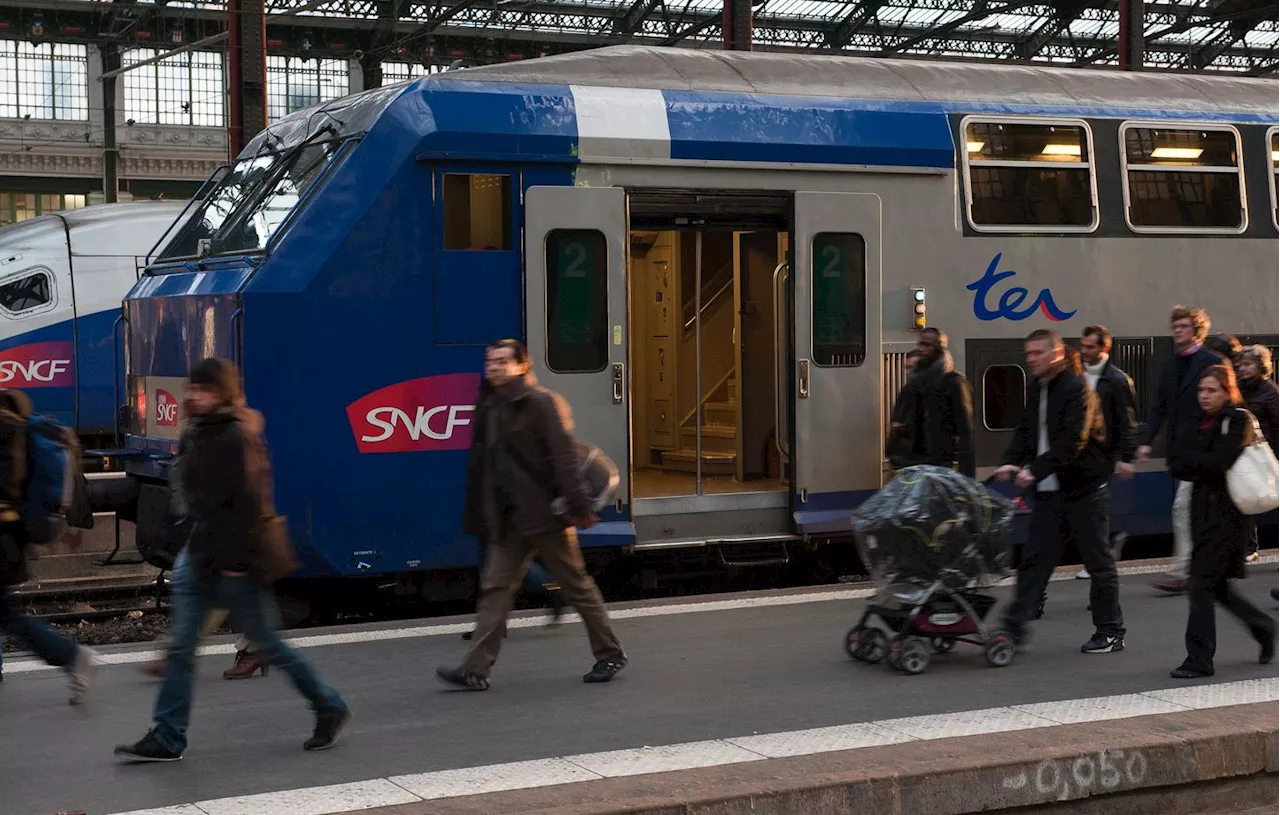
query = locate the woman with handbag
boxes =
[116,359,349,762]
[1167,364,1277,679]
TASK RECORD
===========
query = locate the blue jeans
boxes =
[0,586,80,672]
[152,572,345,753]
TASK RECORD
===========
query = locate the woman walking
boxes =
[1168,364,1277,679]
[1234,346,1278,563]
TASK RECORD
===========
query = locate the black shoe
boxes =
[548,590,567,626]
[1081,632,1125,654]
[1271,588,1278,601]
[460,629,474,641]
[584,656,627,683]
[1171,664,1214,679]
[114,731,183,763]
[1259,630,1277,665]
[1032,593,1046,620]
[304,707,351,751]
[436,666,489,691]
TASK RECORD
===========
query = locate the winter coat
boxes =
[1140,346,1223,452]
[461,373,592,540]
[1239,377,1279,455]
[1093,359,1139,463]
[1169,406,1253,582]
[1003,366,1114,499]
[0,393,30,587]
[893,352,975,477]
[182,406,276,577]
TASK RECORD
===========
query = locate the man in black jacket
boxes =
[898,327,975,477]
[1137,306,1224,594]
[995,329,1124,654]
[116,359,349,763]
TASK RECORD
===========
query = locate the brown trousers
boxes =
[462,525,623,678]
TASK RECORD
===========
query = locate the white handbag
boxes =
[1224,413,1280,515]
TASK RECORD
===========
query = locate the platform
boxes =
[0,558,1277,815]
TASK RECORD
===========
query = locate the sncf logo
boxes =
[346,373,481,454]
[0,341,74,388]
[156,389,179,427]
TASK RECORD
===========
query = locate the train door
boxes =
[524,186,632,538]
[965,340,1030,475]
[791,192,882,533]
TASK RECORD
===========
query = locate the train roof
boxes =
[0,201,192,258]
[444,46,1277,117]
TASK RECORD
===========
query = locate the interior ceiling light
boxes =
[1041,143,1081,156]
[1151,147,1204,159]
[1271,149,1279,163]
[966,141,984,152]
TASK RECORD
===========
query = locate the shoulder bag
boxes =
[1224,412,1280,515]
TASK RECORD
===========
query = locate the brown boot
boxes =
[139,658,167,678]
[222,649,269,679]
[1151,575,1187,594]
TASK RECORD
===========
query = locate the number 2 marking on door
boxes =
[565,242,588,278]
[821,245,842,278]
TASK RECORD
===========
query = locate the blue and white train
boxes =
[103,46,1278,589]
[0,201,192,445]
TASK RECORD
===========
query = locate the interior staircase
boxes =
[660,373,738,476]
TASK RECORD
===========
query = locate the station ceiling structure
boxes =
[2,0,1276,78]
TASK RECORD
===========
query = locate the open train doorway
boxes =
[627,190,794,546]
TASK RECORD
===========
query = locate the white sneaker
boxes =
[68,646,99,705]
[1075,568,1090,580]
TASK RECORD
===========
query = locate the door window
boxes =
[546,229,608,373]
[811,233,866,367]
[982,364,1026,431]
[443,174,512,250]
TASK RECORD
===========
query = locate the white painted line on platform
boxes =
[104,677,1278,815]
[6,554,1277,676]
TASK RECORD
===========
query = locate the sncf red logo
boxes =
[346,373,481,454]
[156,389,179,427]
[0,341,73,389]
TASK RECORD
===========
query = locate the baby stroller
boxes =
[844,466,1017,675]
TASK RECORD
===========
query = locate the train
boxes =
[0,201,193,448]
[88,46,1276,600]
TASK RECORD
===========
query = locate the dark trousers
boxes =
[1183,571,1274,673]
[1005,486,1123,637]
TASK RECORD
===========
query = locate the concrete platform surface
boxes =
[0,559,1276,815]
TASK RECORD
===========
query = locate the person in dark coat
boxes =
[0,389,98,700]
[439,339,626,690]
[995,329,1122,653]
[887,349,924,472]
[901,328,975,478]
[1167,364,1277,678]
[1138,306,1225,594]
[1234,345,1279,562]
[116,358,349,762]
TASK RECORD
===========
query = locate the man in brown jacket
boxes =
[437,339,627,690]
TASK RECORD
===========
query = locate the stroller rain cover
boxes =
[852,465,1016,588]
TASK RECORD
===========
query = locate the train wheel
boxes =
[986,631,1016,668]
[898,638,931,675]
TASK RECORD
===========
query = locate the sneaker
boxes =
[68,647,99,705]
[1245,550,1260,563]
[1081,632,1124,654]
[115,731,183,763]
[1075,568,1090,580]
[435,666,489,691]
[583,656,627,683]
[304,707,351,751]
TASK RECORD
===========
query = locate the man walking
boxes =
[995,330,1124,654]
[1137,306,1223,594]
[0,389,98,699]
[437,339,627,690]
[116,359,349,762]
[1074,325,1139,580]
[899,327,975,477]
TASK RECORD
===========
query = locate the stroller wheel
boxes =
[986,631,1016,668]
[895,638,931,675]
[845,626,887,663]
[844,626,867,660]
[930,637,955,654]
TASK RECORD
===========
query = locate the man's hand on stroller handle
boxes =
[993,464,1036,489]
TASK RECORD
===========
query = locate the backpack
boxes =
[24,415,84,545]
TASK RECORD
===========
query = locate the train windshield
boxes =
[156,138,345,262]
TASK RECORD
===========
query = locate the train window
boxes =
[811,233,866,367]
[0,269,53,315]
[546,229,608,373]
[982,365,1026,431]
[443,174,512,251]
[961,119,1097,232]
[1269,128,1278,229]
[1120,124,1245,232]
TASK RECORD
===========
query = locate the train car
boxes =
[0,201,193,445]
[111,46,1278,590]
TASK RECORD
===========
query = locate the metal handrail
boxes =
[772,262,790,460]
[682,262,735,332]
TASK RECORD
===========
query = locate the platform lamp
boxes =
[910,286,926,331]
